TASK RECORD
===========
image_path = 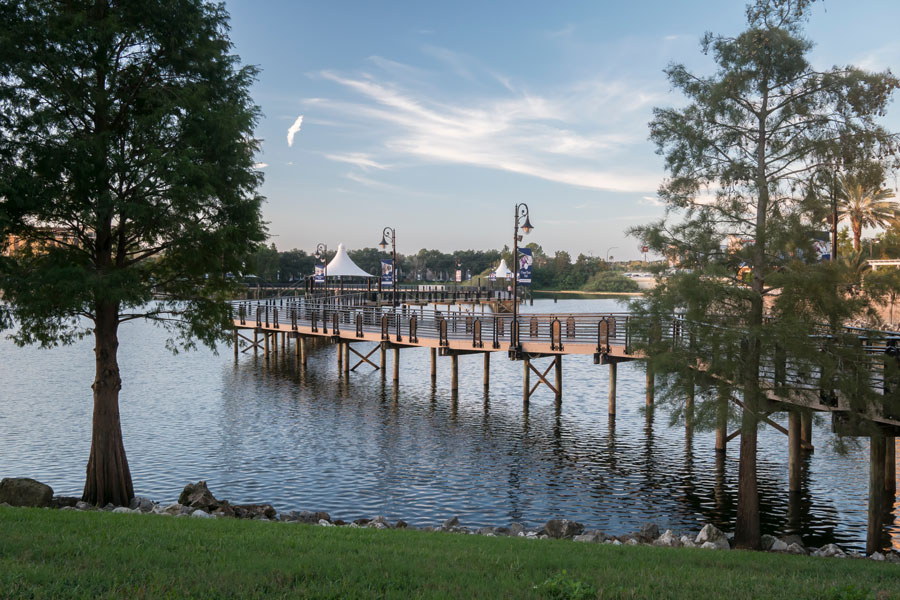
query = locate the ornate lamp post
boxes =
[315,243,327,296]
[511,203,533,357]
[379,227,397,308]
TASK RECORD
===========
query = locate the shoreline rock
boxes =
[5,478,897,562]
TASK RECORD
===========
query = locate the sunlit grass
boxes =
[0,507,897,599]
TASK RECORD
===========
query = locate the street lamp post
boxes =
[379,227,397,308]
[606,246,618,265]
[314,243,328,296]
[511,203,534,358]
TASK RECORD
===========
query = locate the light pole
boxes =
[314,243,327,296]
[511,203,534,357]
[606,246,618,265]
[379,227,397,308]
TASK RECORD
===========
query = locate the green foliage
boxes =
[537,570,598,600]
[0,0,266,348]
[583,272,639,293]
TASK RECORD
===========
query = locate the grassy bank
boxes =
[0,507,897,599]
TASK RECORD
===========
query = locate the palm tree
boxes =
[837,174,899,252]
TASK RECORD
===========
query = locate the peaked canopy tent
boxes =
[325,243,375,278]
[493,258,513,279]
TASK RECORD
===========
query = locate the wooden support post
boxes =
[430,348,437,385]
[867,433,887,555]
[300,337,306,366]
[264,331,270,360]
[887,437,897,496]
[645,364,654,406]
[337,341,343,372]
[233,329,239,360]
[295,334,300,359]
[715,388,727,452]
[483,352,490,389]
[393,347,399,382]
[281,332,286,352]
[380,344,386,379]
[554,356,562,401]
[523,357,531,403]
[608,362,617,416]
[451,354,458,392]
[789,409,801,493]
[253,329,258,355]
[801,411,812,451]
[343,342,350,374]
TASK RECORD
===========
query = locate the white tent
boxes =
[325,243,375,278]
[493,258,513,279]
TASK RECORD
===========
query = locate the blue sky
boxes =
[224,0,900,261]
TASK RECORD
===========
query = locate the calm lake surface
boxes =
[1,298,897,551]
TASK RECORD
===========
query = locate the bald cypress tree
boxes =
[0,0,266,505]
[632,0,898,549]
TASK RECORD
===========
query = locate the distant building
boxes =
[3,227,92,257]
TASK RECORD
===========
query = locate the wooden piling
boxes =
[554,356,562,401]
[380,344,386,379]
[233,329,238,360]
[483,352,490,389]
[430,348,437,385]
[300,337,306,366]
[263,331,269,360]
[253,329,258,356]
[451,354,458,392]
[789,409,801,493]
[645,365,654,406]
[281,331,286,352]
[343,342,350,374]
[608,362,617,416]
[887,436,896,496]
[523,357,531,404]
[337,341,343,372]
[867,433,887,555]
[715,388,727,452]
[393,347,399,382]
[801,411,812,450]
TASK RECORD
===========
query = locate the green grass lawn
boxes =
[0,506,897,599]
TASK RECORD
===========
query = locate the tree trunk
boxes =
[82,300,134,506]
[852,218,862,252]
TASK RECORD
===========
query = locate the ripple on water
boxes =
[0,298,897,551]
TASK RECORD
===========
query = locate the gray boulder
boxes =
[695,524,729,549]
[812,544,845,558]
[509,522,526,537]
[49,496,80,509]
[870,552,885,561]
[785,543,807,555]
[442,516,460,530]
[779,534,804,549]
[191,509,213,519]
[178,481,221,512]
[0,478,53,507]
[111,506,134,514]
[544,519,585,539]
[770,538,789,552]
[679,535,697,548]
[635,523,660,543]
[761,534,778,551]
[574,530,608,543]
[653,530,681,548]
[128,496,155,513]
[75,501,97,511]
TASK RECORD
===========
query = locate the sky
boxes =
[223,0,900,261]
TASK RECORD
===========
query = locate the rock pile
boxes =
[5,478,900,563]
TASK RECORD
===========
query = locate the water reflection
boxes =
[1,298,898,551]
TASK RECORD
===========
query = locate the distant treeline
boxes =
[246,243,645,292]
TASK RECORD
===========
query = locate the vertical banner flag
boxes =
[381,259,394,287]
[489,270,496,281]
[314,265,325,283]
[455,269,462,283]
[517,247,533,285]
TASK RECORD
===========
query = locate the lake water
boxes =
[1,298,897,551]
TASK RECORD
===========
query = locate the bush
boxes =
[582,272,640,293]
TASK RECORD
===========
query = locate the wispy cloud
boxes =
[253,162,269,169]
[547,24,575,39]
[310,64,662,193]
[855,41,900,71]
[286,115,304,147]
[325,152,389,170]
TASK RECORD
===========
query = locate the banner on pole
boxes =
[489,270,496,281]
[381,259,394,287]
[455,269,462,283]
[517,247,533,285]
[314,265,325,283]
